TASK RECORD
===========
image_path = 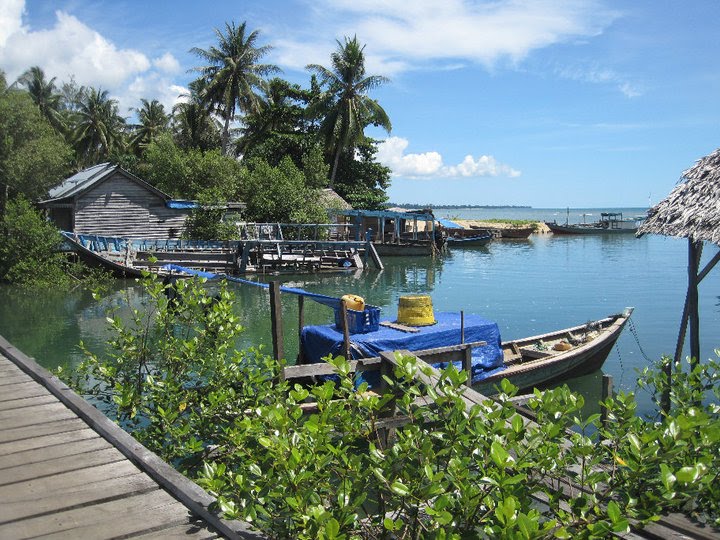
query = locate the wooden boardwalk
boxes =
[0,336,263,540]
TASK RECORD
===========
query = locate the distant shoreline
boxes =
[390,204,532,209]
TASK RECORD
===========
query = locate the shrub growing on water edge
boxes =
[65,275,720,538]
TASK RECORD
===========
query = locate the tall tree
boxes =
[72,87,126,167]
[190,21,279,155]
[306,36,391,188]
[130,99,169,155]
[172,80,221,151]
[17,66,65,134]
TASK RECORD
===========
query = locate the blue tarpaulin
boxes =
[301,311,505,384]
[437,218,465,229]
[166,200,198,209]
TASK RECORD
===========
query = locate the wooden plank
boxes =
[132,522,221,539]
[0,380,51,401]
[1,488,189,539]
[379,321,420,333]
[0,393,57,412]
[0,417,87,444]
[0,446,126,485]
[0,472,157,523]
[0,401,76,430]
[0,338,264,539]
[0,372,34,385]
[0,460,142,503]
[0,435,110,469]
[0,427,99,456]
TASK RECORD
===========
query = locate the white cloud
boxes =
[377,136,521,179]
[0,2,189,119]
[555,62,643,98]
[153,52,181,74]
[0,0,24,48]
[283,0,619,76]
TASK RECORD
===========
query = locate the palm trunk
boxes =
[329,148,341,190]
[221,114,231,156]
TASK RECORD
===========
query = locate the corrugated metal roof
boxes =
[46,163,116,200]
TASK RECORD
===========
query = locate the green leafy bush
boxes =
[67,276,720,538]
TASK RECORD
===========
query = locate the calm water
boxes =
[1,207,718,417]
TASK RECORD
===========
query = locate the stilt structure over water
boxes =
[637,147,720,412]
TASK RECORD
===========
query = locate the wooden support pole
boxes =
[462,344,473,387]
[340,300,351,360]
[297,295,305,365]
[688,239,702,370]
[600,374,613,429]
[269,281,285,380]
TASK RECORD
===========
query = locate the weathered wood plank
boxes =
[0,460,142,503]
[0,471,157,523]
[0,426,99,456]
[0,372,34,386]
[0,393,57,412]
[0,447,126,486]
[0,435,110,469]
[1,488,188,539]
[0,401,76,430]
[0,380,51,401]
[132,522,221,539]
[0,417,87,444]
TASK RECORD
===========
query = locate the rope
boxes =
[627,317,653,362]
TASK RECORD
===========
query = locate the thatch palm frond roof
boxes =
[637,147,720,245]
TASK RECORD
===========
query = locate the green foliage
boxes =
[66,276,720,538]
[333,140,391,209]
[241,156,328,223]
[183,188,240,240]
[140,133,243,199]
[0,89,73,203]
[0,197,107,288]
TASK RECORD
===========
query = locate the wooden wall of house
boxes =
[73,172,189,239]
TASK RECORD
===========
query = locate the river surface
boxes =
[1,207,718,417]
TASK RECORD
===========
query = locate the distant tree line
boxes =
[0,23,393,224]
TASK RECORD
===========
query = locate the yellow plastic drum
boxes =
[341,294,365,312]
[397,295,436,326]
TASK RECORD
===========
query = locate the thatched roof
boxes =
[318,188,352,210]
[637,148,720,245]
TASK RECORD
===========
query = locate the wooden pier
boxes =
[0,336,262,540]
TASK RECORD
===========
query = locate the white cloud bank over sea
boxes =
[377,137,521,179]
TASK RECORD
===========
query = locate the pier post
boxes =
[297,295,305,365]
[269,281,285,380]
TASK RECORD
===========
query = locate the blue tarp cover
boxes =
[437,218,465,229]
[301,311,505,384]
[166,200,198,209]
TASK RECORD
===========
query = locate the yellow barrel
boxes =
[397,295,436,326]
[341,294,365,312]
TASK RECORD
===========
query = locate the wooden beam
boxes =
[269,281,285,373]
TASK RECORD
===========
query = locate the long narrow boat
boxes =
[445,231,493,247]
[472,308,633,394]
[546,212,643,235]
[295,308,633,394]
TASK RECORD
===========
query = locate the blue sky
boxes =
[2,0,719,207]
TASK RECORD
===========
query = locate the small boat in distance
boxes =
[445,231,494,247]
[546,212,644,235]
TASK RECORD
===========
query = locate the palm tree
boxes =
[130,99,169,154]
[17,66,65,133]
[306,36,391,188]
[172,79,221,151]
[72,87,126,167]
[190,21,280,155]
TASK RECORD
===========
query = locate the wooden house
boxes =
[39,163,192,239]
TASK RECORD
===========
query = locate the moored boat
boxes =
[297,307,633,393]
[546,212,643,235]
[445,231,493,247]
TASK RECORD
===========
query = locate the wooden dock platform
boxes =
[0,336,263,540]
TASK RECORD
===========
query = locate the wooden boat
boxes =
[446,231,493,247]
[472,308,633,394]
[62,232,375,277]
[294,308,633,395]
[546,212,643,235]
